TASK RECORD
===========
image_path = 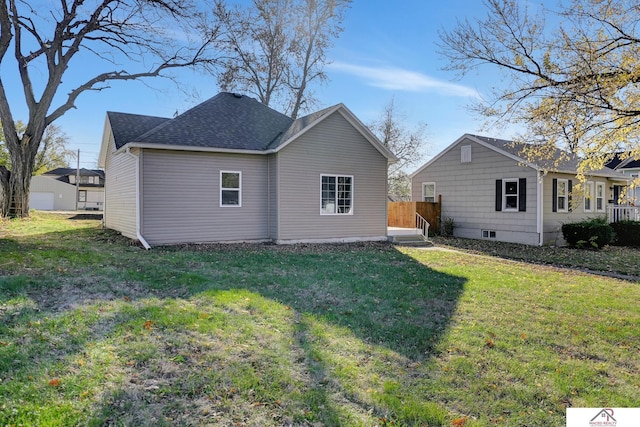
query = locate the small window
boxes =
[220,171,241,207]
[78,190,87,202]
[422,182,436,202]
[596,182,605,212]
[503,179,519,211]
[482,230,496,239]
[321,175,353,215]
[584,181,594,212]
[557,179,568,212]
[461,145,472,163]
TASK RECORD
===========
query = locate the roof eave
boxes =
[119,142,268,156]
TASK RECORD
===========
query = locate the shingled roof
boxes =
[103,92,396,163]
[120,93,294,151]
[469,134,624,178]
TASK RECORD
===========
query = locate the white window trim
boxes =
[595,182,605,212]
[502,178,519,212]
[320,174,354,215]
[422,182,436,202]
[584,181,594,212]
[220,170,242,208]
[557,178,569,213]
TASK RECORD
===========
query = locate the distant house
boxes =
[29,175,77,211]
[411,134,628,246]
[43,168,105,210]
[98,92,396,248]
[606,153,640,204]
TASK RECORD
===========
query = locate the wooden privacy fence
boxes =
[388,196,441,232]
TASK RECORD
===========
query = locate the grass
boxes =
[1,212,639,426]
[431,236,640,278]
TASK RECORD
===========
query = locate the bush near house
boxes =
[610,220,640,247]
[561,217,613,249]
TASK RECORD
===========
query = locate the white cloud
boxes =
[328,61,481,99]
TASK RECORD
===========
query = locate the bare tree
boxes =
[438,0,640,176]
[0,0,220,218]
[213,0,350,118]
[369,98,428,201]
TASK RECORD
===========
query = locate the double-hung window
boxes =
[556,179,568,212]
[503,179,519,211]
[422,182,436,202]
[220,171,241,207]
[596,182,605,212]
[584,181,594,212]
[321,175,353,214]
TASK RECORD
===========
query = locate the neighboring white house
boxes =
[606,154,640,205]
[29,175,77,211]
[42,168,105,210]
[98,92,397,248]
[411,134,629,246]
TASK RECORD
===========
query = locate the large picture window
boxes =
[321,175,353,214]
[220,171,241,207]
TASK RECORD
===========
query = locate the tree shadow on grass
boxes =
[1,230,467,425]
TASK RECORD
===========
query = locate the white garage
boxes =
[29,176,77,211]
[29,192,55,210]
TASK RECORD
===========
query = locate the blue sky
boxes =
[5,0,523,169]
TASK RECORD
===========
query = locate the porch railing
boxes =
[416,213,430,241]
[608,205,640,223]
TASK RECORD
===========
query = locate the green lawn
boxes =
[1,213,639,426]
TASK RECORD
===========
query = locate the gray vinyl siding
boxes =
[104,141,138,239]
[267,154,278,239]
[140,150,269,245]
[276,111,388,241]
[412,137,539,245]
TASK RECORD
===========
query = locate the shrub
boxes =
[440,217,455,237]
[561,217,613,249]
[610,220,640,247]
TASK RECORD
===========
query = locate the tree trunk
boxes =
[0,136,39,218]
[0,166,9,216]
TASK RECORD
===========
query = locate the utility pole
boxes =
[75,149,80,211]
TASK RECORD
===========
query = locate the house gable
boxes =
[274,110,389,241]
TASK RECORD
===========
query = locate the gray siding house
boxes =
[98,92,395,248]
[411,134,628,246]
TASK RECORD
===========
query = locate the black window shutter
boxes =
[568,180,573,212]
[552,178,558,212]
[495,180,502,211]
[518,178,526,212]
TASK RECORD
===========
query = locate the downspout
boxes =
[537,169,547,246]
[125,147,151,249]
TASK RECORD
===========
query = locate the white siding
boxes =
[140,150,269,245]
[30,176,77,211]
[104,140,138,239]
[542,173,613,245]
[276,111,388,241]
[412,137,539,245]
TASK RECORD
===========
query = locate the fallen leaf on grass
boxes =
[452,416,468,426]
[485,338,495,348]
[143,320,153,330]
[48,378,61,387]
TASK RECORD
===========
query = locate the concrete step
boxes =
[389,234,433,247]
